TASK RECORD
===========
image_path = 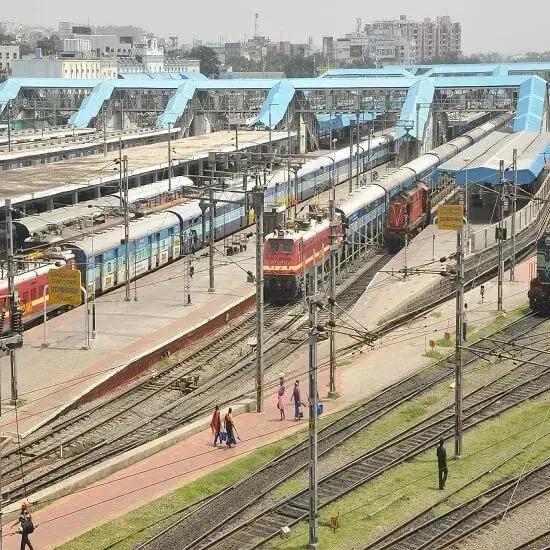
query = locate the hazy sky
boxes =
[5,0,549,54]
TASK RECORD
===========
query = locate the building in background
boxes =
[11,55,117,79]
[0,44,20,79]
[324,14,461,66]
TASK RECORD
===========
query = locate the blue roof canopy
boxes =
[439,131,550,186]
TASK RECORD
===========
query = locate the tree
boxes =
[183,46,221,77]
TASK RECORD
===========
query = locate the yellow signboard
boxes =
[437,204,464,231]
[48,268,82,306]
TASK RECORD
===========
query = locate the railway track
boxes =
[0,251,391,506]
[202,344,550,550]
[513,527,550,550]
[366,458,550,550]
[136,314,549,549]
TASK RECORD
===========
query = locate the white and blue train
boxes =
[336,113,513,245]
[66,113,511,295]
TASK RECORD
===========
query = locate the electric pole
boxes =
[254,182,265,413]
[308,293,323,550]
[7,99,11,153]
[168,122,172,191]
[497,160,505,311]
[348,125,353,194]
[328,194,337,397]
[510,149,517,282]
[208,184,215,293]
[103,105,107,158]
[356,112,361,191]
[118,138,123,211]
[123,155,131,302]
[6,199,19,405]
[454,221,465,459]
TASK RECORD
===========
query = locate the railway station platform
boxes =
[0,245,256,438]
[0,129,291,210]
[0,126,181,170]
[0,256,533,550]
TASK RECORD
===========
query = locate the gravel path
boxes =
[455,491,550,550]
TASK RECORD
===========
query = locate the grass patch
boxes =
[429,311,443,318]
[277,397,550,549]
[436,337,455,348]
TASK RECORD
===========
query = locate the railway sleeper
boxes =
[340,470,367,484]
[257,516,290,530]
[246,525,275,538]
[277,504,308,519]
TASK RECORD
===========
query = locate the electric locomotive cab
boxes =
[263,230,302,301]
[528,233,550,314]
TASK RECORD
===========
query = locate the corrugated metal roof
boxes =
[439,131,550,185]
[319,68,415,78]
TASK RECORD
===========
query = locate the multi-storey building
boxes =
[327,15,461,65]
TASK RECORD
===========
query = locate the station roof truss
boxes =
[0,68,547,143]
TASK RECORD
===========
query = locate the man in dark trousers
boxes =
[437,438,448,490]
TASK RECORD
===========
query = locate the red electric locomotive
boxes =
[385,182,430,252]
[0,250,75,331]
[264,217,344,301]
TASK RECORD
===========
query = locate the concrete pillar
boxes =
[46,197,54,211]
[95,186,101,199]
[71,191,79,204]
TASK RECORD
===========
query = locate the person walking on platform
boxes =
[224,407,237,448]
[291,380,302,421]
[437,438,448,490]
[11,499,35,550]
[210,405,221,446]
[277,379,286,420]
